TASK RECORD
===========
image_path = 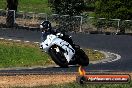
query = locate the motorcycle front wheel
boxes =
[49,45,68,68]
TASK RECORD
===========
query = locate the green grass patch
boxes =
[0,0,52,14]
[84,49,105,61]
[13,81,132,88]
[0,0,6,10]
[0,40,105,68]
[0,40,53,68]
[84,12,96,17]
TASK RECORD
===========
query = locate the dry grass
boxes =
[0,72,131,87]
[0,74,76,88]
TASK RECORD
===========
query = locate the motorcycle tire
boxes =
[76,49,89,66]
[49,45,68,68]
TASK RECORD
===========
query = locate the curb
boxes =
[0,37,40,44]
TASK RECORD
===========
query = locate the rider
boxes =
[40,20,74,46]
[40,20,57,41]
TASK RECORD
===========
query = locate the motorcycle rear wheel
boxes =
[76,49,89,66]
[49,45,68,68]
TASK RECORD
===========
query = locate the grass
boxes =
[0,0,52,14]
[13,81,132,88]
[0,40,104,68]
[0,0,6,10]
[84,12,96,17]
[0,40,53,68]
[84,49,104,61]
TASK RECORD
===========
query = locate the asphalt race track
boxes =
[0,28,132,74]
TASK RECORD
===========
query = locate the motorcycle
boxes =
[40,32,89,67]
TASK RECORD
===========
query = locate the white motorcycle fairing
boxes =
[40,34,75,62]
